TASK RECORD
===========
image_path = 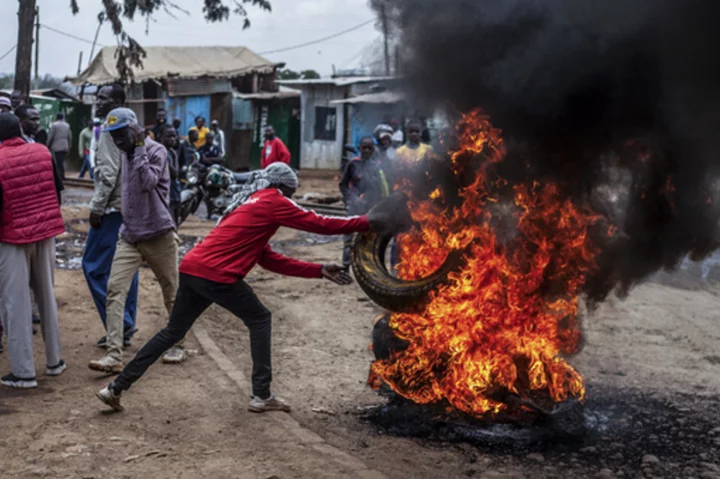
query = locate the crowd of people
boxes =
[0,85,400,414]
[339,118,434,268]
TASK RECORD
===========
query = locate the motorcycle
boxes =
[178,161,252,226]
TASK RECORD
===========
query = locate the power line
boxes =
[0,45,17,62]
[257,19,375,56]
[40,24,107,48]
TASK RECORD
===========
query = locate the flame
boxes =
[370,110,603,417]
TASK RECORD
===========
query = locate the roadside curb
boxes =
[192,325,385,479]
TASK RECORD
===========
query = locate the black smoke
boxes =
[373,0,720,302]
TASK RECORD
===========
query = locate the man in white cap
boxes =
[0,96,11,114]
[95,162,403,413]
[88,107,185,374]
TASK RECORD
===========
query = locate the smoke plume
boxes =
[373,0,720,302]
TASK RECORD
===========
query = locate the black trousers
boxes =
[54,151,66,180]
[114,273,273,398]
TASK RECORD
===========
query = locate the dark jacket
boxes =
[339,155,390,215]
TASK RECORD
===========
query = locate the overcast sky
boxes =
[0,0,380,78]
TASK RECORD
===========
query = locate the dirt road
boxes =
[2,191,720,478]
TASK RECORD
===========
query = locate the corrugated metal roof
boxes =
[331,91,404,105]
[277,76,396,87]
[233,86,301,100]
[68,46,277,85]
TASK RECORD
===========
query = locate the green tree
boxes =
[300,70,321,80]
[69,0,273,82]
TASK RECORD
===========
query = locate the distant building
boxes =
[69,46,300,170]
[277,77,398,170]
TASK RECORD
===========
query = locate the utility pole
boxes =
[14,0,38,101]
[33,5,39,90]
[380,3,391,76]
[88,13,105,67]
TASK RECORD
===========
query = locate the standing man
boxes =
[151,108,167,141]
[95,163,402,412]
[177,129,199,172]
[339,136,390,268]
[390,119,404,148]
[158,125,182,225]
[198,132,223,166]
[89,107,184,374]
[396,120,434,163]
[78,120,94,179]
[210,120,226,158]
[47,113,72,179]
[0,97,11,113]
[10,90,24,110]
[82,85,140,350]
[0,114,67,388]
[261,126,290,169]
[189,116,210,149]
[15,104,64,201]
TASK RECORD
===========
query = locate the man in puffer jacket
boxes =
[0,114,67,388]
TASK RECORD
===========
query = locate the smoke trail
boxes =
[373,0,720,302]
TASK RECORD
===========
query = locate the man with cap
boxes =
[210,119,225,158]
[260,125,291,169]
[83,85,140,353]
[88,107,185,374]
[0,97,11,114]
[95,162,405,413]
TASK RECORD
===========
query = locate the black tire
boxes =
[351,231,467,313]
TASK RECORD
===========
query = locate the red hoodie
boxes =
[180,188,370,283]
[261,137,291,169]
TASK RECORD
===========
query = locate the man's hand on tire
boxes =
[321,264,354,285]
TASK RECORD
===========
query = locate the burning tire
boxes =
[351,230,467,313]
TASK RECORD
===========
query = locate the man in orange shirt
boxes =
[260,125,291,168]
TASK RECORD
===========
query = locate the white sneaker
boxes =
[1,373,38,389]
[162,346,187,364]
[96,384,124,411]
[88,355,124,374]
[46,360,67,376]
[248,394,291,413]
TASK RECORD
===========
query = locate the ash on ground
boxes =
[362,386,720,476]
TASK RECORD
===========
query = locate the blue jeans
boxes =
[79,154,94,179]
[82,212,138,333]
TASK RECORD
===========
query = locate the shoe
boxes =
[32,314,40,325]
[88,355,124,374]
[46,360,67,377]
[1,373,38,389]
[96,384,124,411]
[162,346,187,364]
[248,394,292,413]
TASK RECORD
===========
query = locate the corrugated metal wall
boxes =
[167,95,211,137]
[298,84,346,170]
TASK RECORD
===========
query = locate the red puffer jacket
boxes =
[0,138,65,244]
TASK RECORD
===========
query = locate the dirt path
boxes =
[2,189,720,478]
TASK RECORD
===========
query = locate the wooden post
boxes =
[33,5,39,90]
[380,3,391,76]
[14,0,37,101]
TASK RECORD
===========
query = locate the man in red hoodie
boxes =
[260,125,291,169]
[96,162,402,413]
[0,113,67,388]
